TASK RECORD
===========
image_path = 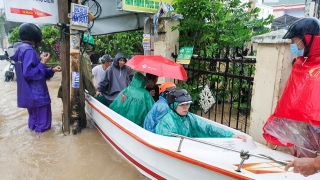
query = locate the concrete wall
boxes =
[153,20,179,84]
[249,29,295,144]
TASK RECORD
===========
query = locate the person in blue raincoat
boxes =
[10,23,61,133]
[144,81,176,133]
[110,72,154,127]
[155,89,246,141]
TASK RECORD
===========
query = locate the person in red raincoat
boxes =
[263,17,320,158]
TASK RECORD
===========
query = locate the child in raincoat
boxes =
[155,89,246,141]
[144,82,176,133]
[110,72,155,127]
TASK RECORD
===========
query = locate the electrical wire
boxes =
[81,0,102,19]
[81,0,102,30]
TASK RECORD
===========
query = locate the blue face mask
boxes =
[290,41,304,56]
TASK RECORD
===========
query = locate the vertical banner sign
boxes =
[72,72,80,88]
[177,46,194,65]
[120,0,174,13]
[4,0,58,24]
[142,34,151,51]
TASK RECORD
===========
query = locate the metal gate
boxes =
[177,50,256,133]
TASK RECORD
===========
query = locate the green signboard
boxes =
[177,46,194,65]
[122,0,173,13]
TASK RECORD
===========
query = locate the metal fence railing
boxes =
[177,53,256,133]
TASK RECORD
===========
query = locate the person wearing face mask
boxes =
[286,18,320,58]
[263,18,320,168]
[155,89,246,141]
[290,38,304,56]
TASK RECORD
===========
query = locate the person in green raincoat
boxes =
[110,72,155,127]
[155,89,246,141]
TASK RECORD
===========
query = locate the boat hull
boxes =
[85,95,320,180]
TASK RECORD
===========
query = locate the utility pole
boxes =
[69,0,87,134]
[57,0,89,135]
[70,0,81,134]
[58,0,71,134]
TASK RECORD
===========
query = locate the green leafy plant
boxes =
[8,25,60,63]
[172,0,274,56]
[8,27,18,44]
[170,0,268,114]
[228,63,256,111]
[8,26,144,63]
[209,74,230,103]
[92,30,144,61]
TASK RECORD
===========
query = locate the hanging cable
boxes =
[81,0,102,19]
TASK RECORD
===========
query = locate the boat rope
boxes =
[170,133,288,167]
[256,154,288,166]
[240,150,287,166]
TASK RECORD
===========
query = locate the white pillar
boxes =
[153,19,179,84]
[249,29,295,144]
[144,17,152,56]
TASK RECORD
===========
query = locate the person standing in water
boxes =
[10,23,61,133]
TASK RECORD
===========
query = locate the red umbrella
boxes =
[126,55,188,81]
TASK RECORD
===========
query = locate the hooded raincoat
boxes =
[110,72,155,127]
[11,41,55,132]
[263,35,320,157]
[98,53,133,102]
[155,103,234,138]
[143,95,169,133]
[11,41,54,108]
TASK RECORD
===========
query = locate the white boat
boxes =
[85,94,320,180]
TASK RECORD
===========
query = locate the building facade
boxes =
[263,0,305,18]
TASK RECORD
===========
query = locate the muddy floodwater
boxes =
[0,60,148,180]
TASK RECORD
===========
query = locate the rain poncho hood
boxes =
[11,41,54,108]
[113,53,127,69]
[263,35,320,157]
[155,106,234,138]
[143,95,169,133]
[98,53,133,101]
[110,72,155,127]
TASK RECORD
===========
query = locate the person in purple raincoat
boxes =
[10,23,61,133]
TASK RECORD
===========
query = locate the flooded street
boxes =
[0,60,148,180]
